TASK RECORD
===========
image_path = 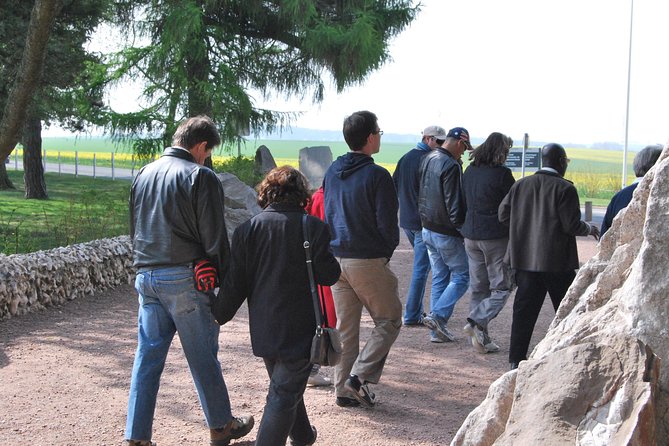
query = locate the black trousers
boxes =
[509,269,576,363]
[255,357,314,446]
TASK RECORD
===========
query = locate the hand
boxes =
[589,224,600,241]
[194,259,219,292]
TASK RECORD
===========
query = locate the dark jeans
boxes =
[509,269,575,363]
[255,357,314,446]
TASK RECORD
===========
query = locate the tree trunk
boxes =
[22,115,48,199]
[0,159,13,189]
[185,29,213,170]
[0,0,61,180]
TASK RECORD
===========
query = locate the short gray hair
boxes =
[633,144,663,177]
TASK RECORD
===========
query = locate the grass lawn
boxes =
[3,139,631,253]
[0,171,130,254]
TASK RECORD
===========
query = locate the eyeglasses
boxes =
[373,129,384,136]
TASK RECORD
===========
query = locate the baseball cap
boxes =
[422,125,448,140]
[447,127,472,149]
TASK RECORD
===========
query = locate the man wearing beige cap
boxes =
[393,126,446,328]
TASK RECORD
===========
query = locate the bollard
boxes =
[585,201,592,221]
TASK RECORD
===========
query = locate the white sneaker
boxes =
[307,371,332,387]
[464,323,487,353]
[464,322,499,353]
[430,332,445,343]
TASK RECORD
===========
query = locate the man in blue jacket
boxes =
[393,126,446,325]
[601,144,663,236]
[324,110,402,409]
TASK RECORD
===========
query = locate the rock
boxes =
[299,146,332,190]
[452,143,669,445]
[254,145,277,176]
[451,371,516,446]
[216,172,262,241]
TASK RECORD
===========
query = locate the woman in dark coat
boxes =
[461,132,515,354]
[216,166,341,446]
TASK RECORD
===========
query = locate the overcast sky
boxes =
[52,0,668,147]
[259,0,669,146]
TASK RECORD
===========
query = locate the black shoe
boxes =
[336,396,361,407]
[344,375,376,408]
[290,425,317,446]
[510,362,520,370]
[210,415,255,446]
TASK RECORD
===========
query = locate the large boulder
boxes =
[216,172,262,240]
[452,143,669,446]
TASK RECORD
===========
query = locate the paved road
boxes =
[7,159,136,181]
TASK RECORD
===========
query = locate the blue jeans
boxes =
[125,265,232,441]
[403,228,431,323]
[422,229,470,321]
[255,358,314,446]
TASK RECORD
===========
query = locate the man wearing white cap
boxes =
[393,126,446,326]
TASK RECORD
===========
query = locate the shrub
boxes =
[212,156,264,187]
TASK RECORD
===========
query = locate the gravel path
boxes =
[0,236,598,445]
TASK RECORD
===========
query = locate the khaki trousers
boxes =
[332,257,402,397]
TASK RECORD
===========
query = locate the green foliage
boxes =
[0,171,129,254]
[103,0,419,155]
[0,0,111,132]
[212,156,263,187]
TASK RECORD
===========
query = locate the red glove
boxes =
[194,259,219,292]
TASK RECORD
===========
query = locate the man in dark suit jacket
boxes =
[498,143,600,370]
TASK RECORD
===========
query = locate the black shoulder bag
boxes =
[302,214,342,366]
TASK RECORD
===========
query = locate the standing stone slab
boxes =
[254,145,276,177]
[216,172,262,241]
[299,146,332,190]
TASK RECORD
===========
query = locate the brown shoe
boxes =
[126,441,155,446]
[210,415,255,446]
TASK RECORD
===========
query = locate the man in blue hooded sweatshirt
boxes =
[323,110,401,409]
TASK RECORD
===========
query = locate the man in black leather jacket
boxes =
[418,127,472,344]
[124,116,253,446]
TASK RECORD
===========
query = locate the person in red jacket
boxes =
[305,186,338,386]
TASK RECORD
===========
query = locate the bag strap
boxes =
[302,214,324,329]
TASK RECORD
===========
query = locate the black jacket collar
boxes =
[163,147,195,162]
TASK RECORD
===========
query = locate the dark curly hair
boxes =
[257,166,311,209]
[469,132,513,167]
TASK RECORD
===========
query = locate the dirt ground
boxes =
[0,235,599,446]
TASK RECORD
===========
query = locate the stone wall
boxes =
[0,173,260,321]
[0,236,134,320]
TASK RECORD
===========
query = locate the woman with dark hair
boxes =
[460,132,515,354]
[215,166,341,446]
